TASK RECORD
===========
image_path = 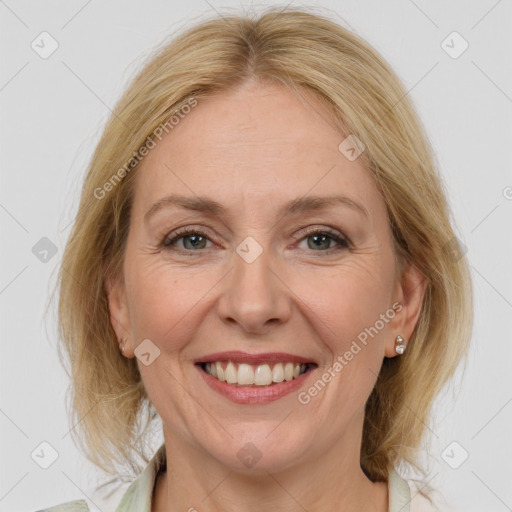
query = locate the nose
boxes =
[216,243,292,334]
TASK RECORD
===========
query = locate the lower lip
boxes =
[195,364,315,404]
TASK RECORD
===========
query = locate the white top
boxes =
[36,444,440,511]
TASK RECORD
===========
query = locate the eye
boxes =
[296,227,350,252]
[162,228,213,252]
[161,226,350,255]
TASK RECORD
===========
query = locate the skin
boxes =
[106,79,426,512]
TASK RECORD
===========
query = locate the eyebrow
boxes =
[144,193,369,223]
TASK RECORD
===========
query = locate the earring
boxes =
[119,338,127,354]
[395,335,406,355]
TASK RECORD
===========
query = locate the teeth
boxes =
[238,363,255,385]
[284,362,294,381]
[272,363,284,383]
[254,364,272,386]
[215,362,224,381]
[225,361,237,384]
[203,361,308,386]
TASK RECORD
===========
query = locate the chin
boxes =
[207,433,309,475]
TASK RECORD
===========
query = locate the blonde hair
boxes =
[54,5,473,496]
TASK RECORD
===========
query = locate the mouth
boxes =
[194,351,318,404]
[196,361,315,386]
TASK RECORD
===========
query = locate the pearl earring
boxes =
[119,338,127,353]
[395,335,406,355]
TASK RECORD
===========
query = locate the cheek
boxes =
[125,258,205,350]
[299,257,394,350]
[298,260,395,424]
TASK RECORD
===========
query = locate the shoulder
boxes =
[388,469,453,512]
[35,499,90,511]
[34,444,166,512]
[407,479,451,512]
[409,491,439,512]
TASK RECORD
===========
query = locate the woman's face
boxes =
[107,80,424,473]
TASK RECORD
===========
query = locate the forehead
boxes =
[132,81,384,219]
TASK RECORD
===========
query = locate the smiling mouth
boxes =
[197,361,317,387]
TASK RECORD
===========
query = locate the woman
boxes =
[42,6,472,512]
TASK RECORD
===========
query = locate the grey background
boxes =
[1,0,511,511]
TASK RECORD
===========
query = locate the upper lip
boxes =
[194,350,317,366]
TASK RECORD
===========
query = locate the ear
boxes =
[384,262,427,358]
[104,271,134,358]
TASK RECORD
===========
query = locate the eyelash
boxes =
[161,226,350,255]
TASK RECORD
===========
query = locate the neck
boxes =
[152,424,388,512]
